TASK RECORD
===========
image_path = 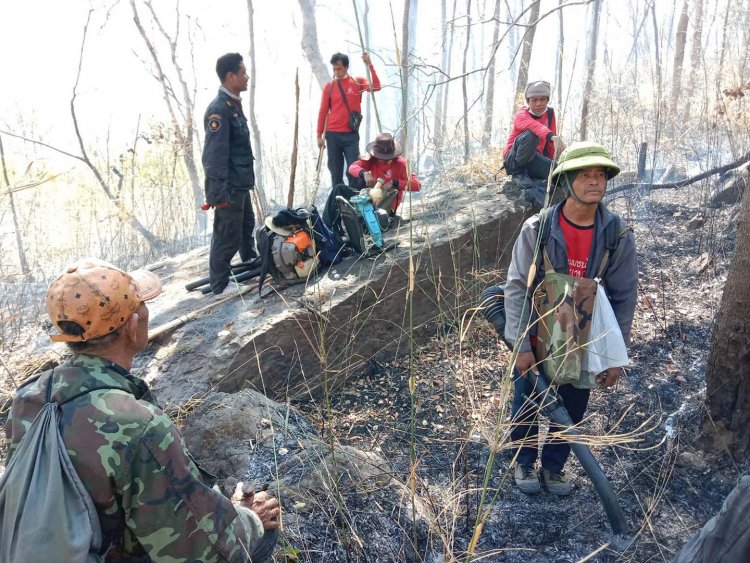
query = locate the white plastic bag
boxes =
[582,281,629,375]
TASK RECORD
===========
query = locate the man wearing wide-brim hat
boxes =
[4,258,280,561]
[501,142,638,497]
[322,132,421,232]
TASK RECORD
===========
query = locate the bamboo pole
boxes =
[288,68,300,209]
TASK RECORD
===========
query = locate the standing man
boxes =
[503,80,565,197]
[4,258,280,561]
[503,142,638,496]
[203,52,258,298]
[317,52,381,188]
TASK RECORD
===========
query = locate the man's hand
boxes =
[363,171,376,187]
[596,367,621,388]
[362,52,372,66]
[514,351,538,378]
[232,484,281,531]
[317,137,326,149]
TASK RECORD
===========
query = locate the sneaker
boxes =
[513,464,541,494]
[541,468,574,496]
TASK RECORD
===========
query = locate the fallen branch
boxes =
[608,150,750,196]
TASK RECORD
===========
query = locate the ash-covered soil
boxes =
[292,183,743,562]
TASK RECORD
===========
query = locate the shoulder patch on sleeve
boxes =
[207,115,222,132]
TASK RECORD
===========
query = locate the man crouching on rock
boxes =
[503,143,638,496]
[5,258,280,561]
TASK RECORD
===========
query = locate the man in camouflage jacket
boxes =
[4,258,280,561]
[503,142,638,496]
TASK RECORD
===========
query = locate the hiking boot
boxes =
[514,464,541,494]
[541,468,574,496]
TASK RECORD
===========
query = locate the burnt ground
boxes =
[291,183,744,562]
[1,179,744,563]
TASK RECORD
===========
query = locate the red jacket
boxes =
[503,107,557,159]
[349,156,421,212]
[317,68,381,136]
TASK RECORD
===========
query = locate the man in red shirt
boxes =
[503,80,564,189]
[317,52,381,188]
[322,132,421,232]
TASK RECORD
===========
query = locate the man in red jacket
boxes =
[503,80,565,188]
[322,132,421,232]
[317,52,381,188]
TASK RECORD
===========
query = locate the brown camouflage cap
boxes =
[46,258,162,342]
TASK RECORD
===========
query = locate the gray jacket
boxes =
[504,201,638,353]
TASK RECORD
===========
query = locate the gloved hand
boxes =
[201,202,230,210]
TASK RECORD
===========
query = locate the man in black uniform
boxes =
[203,52,257,297]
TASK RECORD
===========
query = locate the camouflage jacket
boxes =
[4,354,264,562]
[504,201,638,353]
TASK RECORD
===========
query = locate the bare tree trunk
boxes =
[482,0,502,150]
[651,2,664,111]
[435,0,456,164]
[0,135,30,276]
[462,0,471,163]
[683,0,704,121]
[246,0,268,217]
[513,0,541,107]
[401,0,418,155]
[670,0,689,111]
[364,0,372,141]
[297,0,329,89]
[580,0,602,140]
[131,0,205,232]
[288,69,300,209]
[555,0,564,107]
[702,190,750,460]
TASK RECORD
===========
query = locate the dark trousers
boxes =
[504,129,554,180]
[209,189,256,293]
[510,367,591,473]
[326,131,361,187]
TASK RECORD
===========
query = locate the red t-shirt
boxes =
[316,68,381,136]
[559,209,594,278]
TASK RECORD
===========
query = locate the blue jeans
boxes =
[510,367,590,473]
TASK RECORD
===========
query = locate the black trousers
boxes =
[510,367,591,473]
[209,189,256,293]
[326,131,361,187]
[504,129,554,180]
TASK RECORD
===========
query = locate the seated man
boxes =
[4,258,280,561]
[323,132,421,232]
[503,80,564,188]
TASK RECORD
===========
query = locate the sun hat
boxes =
[551,141,621,180]
[365,133,402,160]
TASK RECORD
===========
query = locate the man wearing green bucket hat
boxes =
[502,141,638,496]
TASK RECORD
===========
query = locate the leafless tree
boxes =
[434,0,457,164]
[670,0,689,112]
[461,0,472,163]
[513,0,540,107]
[246,0,268,218]
[702,190,750,460]
[297,0,329,89]
[0,135,30,276]
[683,0,704,121]
[401,0,418,155]
[482,0,501,150]
[580,0,602,140]
[555,0,564,108]
[130,0,204,232]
